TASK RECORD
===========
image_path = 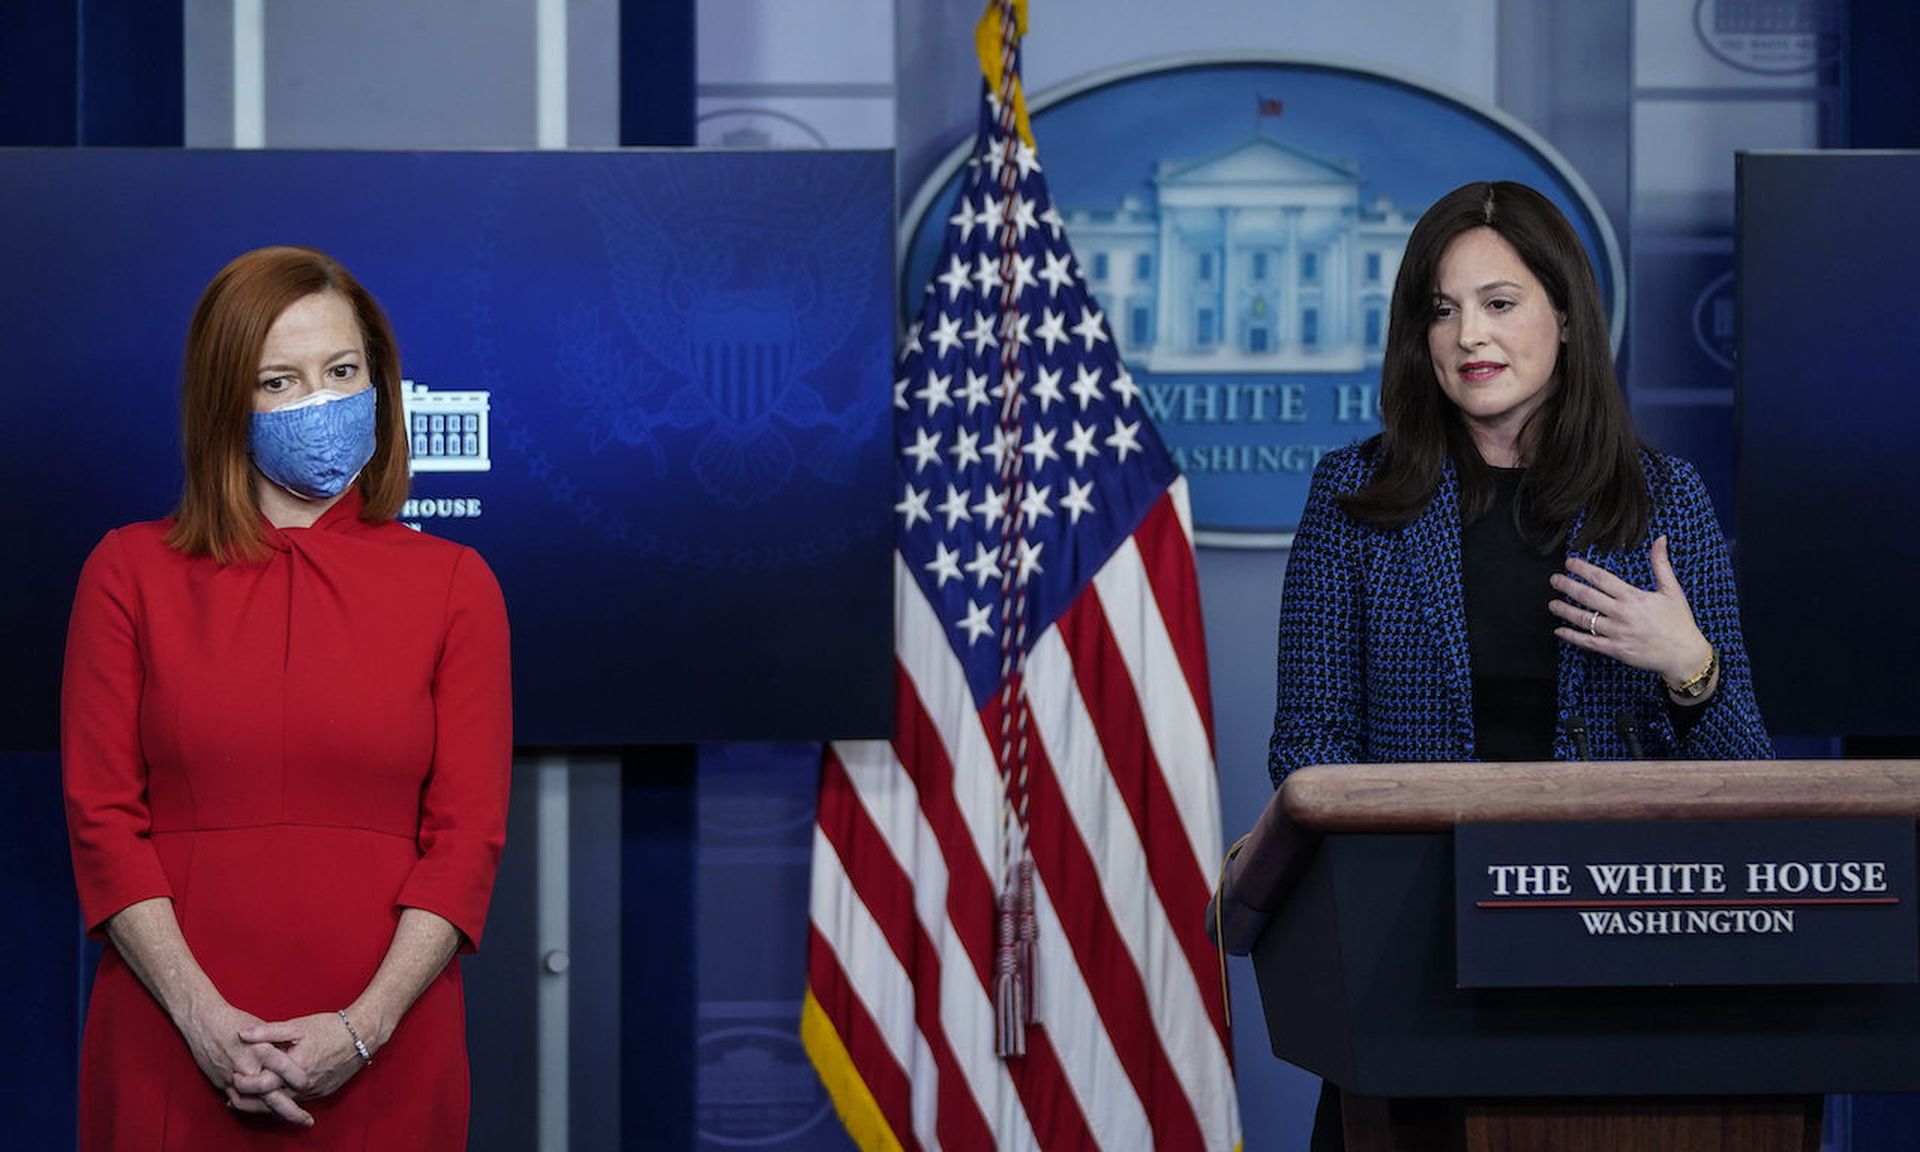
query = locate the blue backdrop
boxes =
[0,149,896,750]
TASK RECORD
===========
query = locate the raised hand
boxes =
[1549,535,1715,696]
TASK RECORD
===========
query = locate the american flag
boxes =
[801,2,1241,1149]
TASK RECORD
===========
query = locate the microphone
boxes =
[1615,711,1646,759]
[1563,715,1592,760]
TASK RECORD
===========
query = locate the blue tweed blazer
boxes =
[1268,442,1773,784]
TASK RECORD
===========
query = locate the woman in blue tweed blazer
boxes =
[1269,182,1771,785]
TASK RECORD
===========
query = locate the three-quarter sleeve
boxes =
[1268,453,1368,785]
[62,530,173,934]
[395,546,513,950]
[1661,461,1774,761]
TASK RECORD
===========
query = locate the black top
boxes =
[1461,468,1561,761]
[1460,468,1705,760]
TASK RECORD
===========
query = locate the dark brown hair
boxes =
[1340,181,1646,552]
[166,246,410,562]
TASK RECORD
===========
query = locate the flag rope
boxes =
[985,0,1039,1059]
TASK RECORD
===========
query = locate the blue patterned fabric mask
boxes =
[249,387,377,500]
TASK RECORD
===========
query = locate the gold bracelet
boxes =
[1665,645,1718,699]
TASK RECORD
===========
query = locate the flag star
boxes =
[1072,307,1110,350]
[958,599,994,644]
[893,376,911,411]
[1106,415,1143,461]
[936,484,973,529]
[1061,476,1096,524]
[894,483,931,528]
[973,252,1003,296]
[1034,308,1069,353]
[1065,420,1100,466]
[1022,424,1060,469]
[982,138,1007,182]
[937,254,972,301]
[1069,364,1104,409]
[1003,311,1031,349]
[1038,250,1074,297]
[1014,538,1044,583]
[924,540,962,587]
[1040,203,1065,239]
[949,198,979,243]
[948,426,982,471]
[928,312,963,357]
[982,425,1016,471]
[1031,365,1065,412]
[915,368,953,415]
[964,311,998,356]
[972,485,1009,529]
[964,541,1003,587]
[904,320,924,356]
[977,195,1005,238]
[960,369,992,412]
[1013,140,1041,179]
[1008,253,1037,299]
[1110,366,1141,408]
[1018,484,1054,528]
[1009,195,1038,240]
[903,426,943,472]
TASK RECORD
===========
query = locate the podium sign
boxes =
[1456,819,1918,988]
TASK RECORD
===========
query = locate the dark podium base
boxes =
[1341,1092,1821,1152]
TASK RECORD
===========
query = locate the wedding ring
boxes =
[1587,609,1601,635]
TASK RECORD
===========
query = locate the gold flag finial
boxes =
[974,0,1035,148]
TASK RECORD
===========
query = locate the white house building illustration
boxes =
[401,380,492,472]
[1067,134,1415,374]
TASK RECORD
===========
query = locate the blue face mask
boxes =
[249,387,378,500]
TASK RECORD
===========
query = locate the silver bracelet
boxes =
[337,1008,373,1065]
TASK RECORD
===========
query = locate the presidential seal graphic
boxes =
[903,56,1620,545]
[696,1026,835,1146]
[1692,0,1839,76]
[465,152,894,573]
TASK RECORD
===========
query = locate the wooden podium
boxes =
[1213,760,1920,1152]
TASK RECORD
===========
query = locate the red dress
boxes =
[61,490,512,1150]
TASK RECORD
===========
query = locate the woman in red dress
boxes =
[62,246,512,1148]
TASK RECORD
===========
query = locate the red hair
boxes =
[166,246,410,562]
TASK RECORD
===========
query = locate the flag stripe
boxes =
[1026,622,1231,1147]
[807,920,920,1151]
[1087,531,1224,915]
[886,658,1100,1149]
[801,989,908,1152]
[1055,590,1230,1048]
[819,748,999,1152]
[890,579,1152,1149]
[1010,687,1211,1152]
[1129,483,1218,746]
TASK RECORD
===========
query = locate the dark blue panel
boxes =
[0,753,80,1149]
[1851,1093,1920,1151]
[80,0,183,145]
[0,149,894,748]
[1736,152,1920,737]
[621,0,694,146]
[624,748,696,1152]
[1844,0,1920,148]
[0,0,79,144]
